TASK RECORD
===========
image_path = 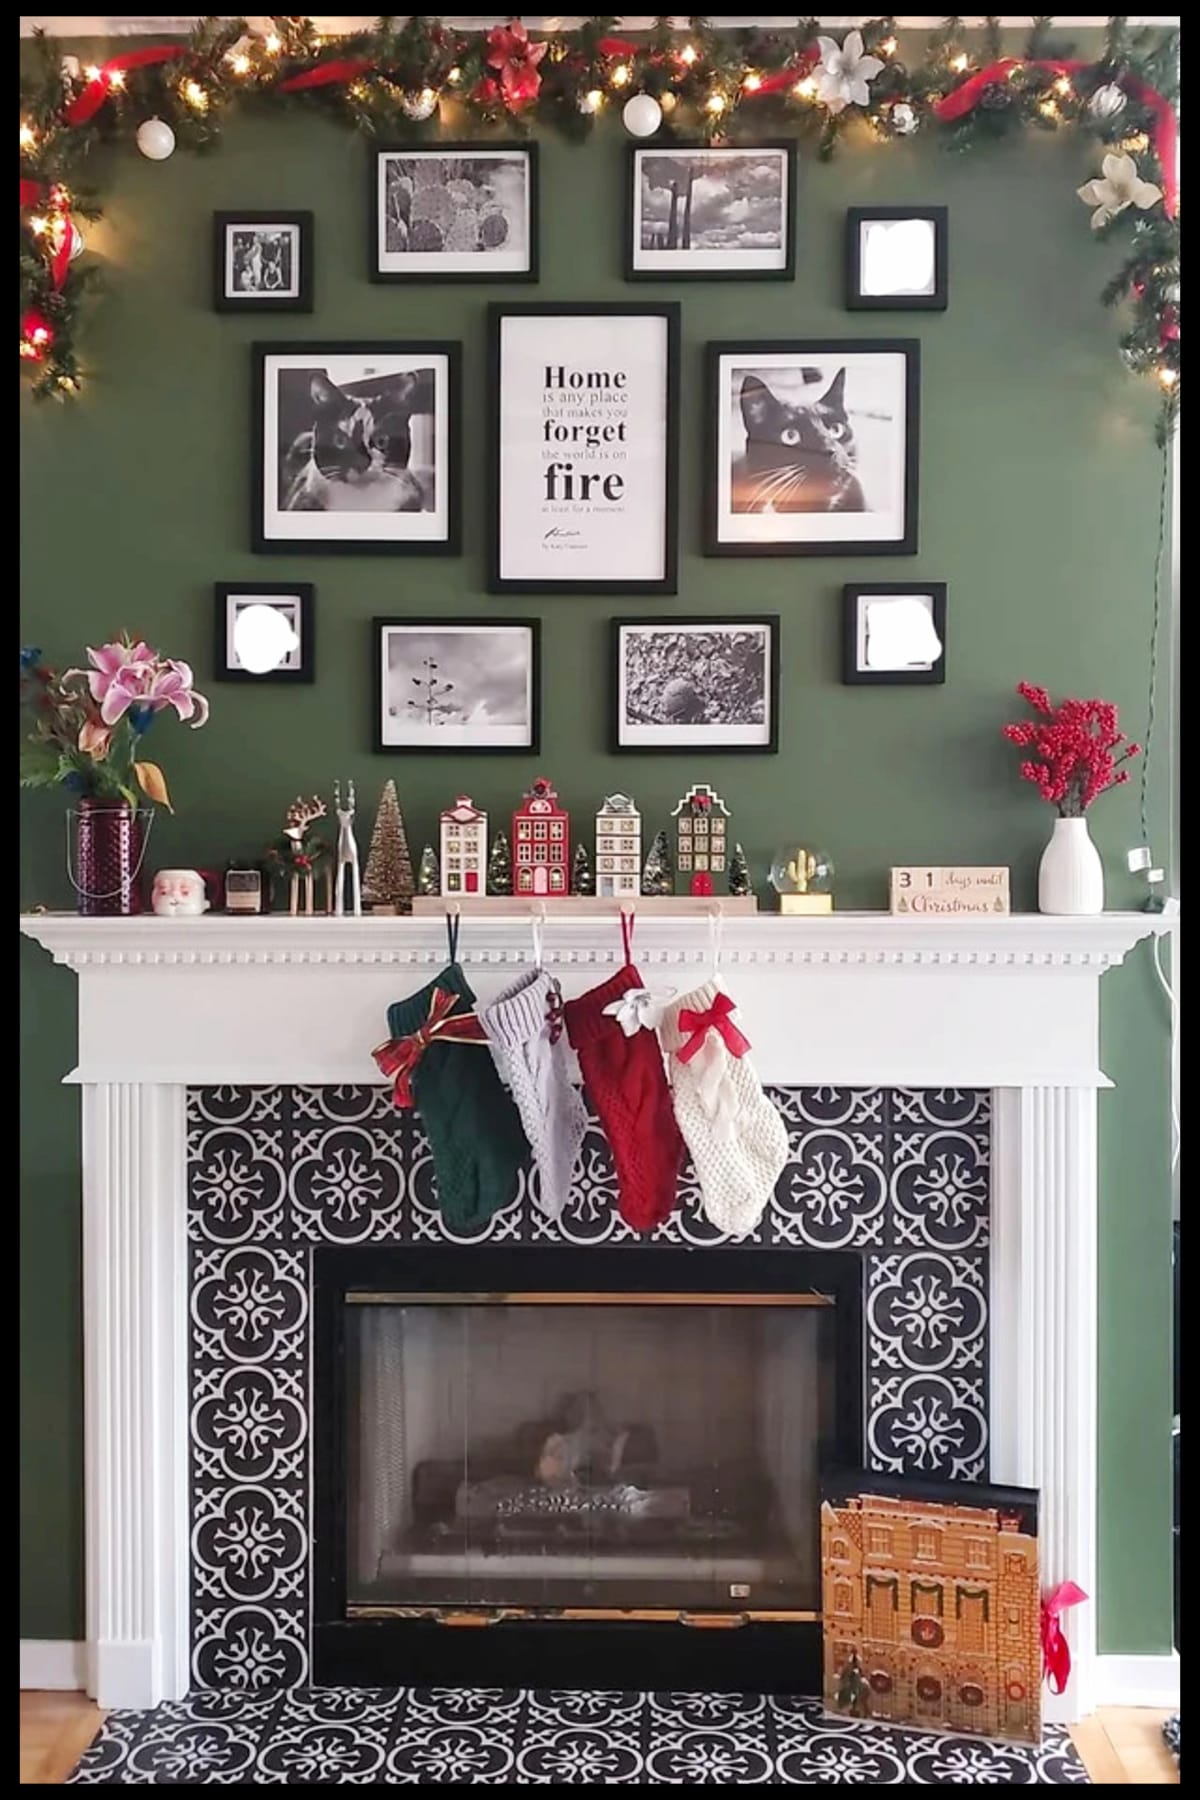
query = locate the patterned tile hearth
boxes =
[67,1689,1090,1785]
[187,1085,992,1689]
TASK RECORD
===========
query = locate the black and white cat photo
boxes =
[732,367,866,515]
[276,367,435,515]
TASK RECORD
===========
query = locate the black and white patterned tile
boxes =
[67,1689,1088,1785]
[186,1085,991,1688]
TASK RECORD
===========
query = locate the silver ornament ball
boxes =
[890,102,918,136]
[136,116,176,161]
[400,87,438,122]
[1089,82,1127,121]
[622,92,663,138]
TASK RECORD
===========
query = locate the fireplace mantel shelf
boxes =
[19,908,1165,971]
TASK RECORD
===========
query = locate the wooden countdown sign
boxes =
[890,865,1010,916]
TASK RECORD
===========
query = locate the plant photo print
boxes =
[375,146,536,278]
[613,618,778,751]
[375,620,538,752]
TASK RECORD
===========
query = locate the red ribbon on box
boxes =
[373,985,488,1109]
[1041,1580,1088,1694]
[676,992,751,1064]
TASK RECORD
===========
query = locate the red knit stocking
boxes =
[565,956,684,1234]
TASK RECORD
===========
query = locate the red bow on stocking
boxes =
[373,986,488,1108]
[676,991,751,1064]
[1041,1581,1088,1694]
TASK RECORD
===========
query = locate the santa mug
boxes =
[151,868,210,918]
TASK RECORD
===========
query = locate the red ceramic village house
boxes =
[512,777,570,897]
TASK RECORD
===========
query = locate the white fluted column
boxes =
[991,1086,1098,1724]
[82,1083,189,1708]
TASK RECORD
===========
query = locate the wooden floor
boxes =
[18,1690,1179,1785]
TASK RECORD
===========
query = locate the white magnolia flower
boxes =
[1077,152,1163,230]
[815,30,884,115]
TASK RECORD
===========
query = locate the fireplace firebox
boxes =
[313,1246,862,1692]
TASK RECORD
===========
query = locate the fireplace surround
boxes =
[19,908,1166,1722]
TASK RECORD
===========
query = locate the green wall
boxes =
[20,41,1173,1652]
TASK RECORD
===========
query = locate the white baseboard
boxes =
[1094,1652,1180,1710]
[19,1639,87,1691]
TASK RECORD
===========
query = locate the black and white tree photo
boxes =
[629,144,794,278]
[374,619,540,752]
[612,617,779,752]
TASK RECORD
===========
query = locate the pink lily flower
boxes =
[77,717,113,759]
[79,639,156,709]
[147,659,210,727]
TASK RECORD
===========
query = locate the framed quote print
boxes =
[704,338,920,557]
[252,341,460,555]
[488,303,680,594]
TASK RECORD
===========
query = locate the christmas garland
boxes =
[19,15,1179,438]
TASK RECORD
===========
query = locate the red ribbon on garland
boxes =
[597,37,640,58]
[1040,1581,1088,1694]
[373,985,489,1109]
[278,58,375,93]
[934,59,1178,218]
[63,45,185,126]
[676,992,752,1065]
[19,177,43,210]
[747,50,821,97]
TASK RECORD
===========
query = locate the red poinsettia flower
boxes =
[485,19,547,109]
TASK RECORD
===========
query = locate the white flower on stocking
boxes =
[814,30,884,115]
[1077,152,1163,230]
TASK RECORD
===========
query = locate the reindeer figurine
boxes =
[281,795,327,917]
[333,779,362,918]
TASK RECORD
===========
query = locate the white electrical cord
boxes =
[1150,927,1181,1174]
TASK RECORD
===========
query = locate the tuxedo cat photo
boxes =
[732,368,866,515]
[277,367,436,515]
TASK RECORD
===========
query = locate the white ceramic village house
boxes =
[438,795,487,898]
[595,793,641,900]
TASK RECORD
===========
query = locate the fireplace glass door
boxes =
[344,1293,836,1619]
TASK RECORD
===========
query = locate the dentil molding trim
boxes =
[19,910,1163,971]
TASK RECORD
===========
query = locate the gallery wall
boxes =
[19,33,1173,1655]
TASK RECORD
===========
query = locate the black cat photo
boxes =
[277,368,435,515]
[254,344,460,553]
[733,369,866,515]
[706,341,919,557]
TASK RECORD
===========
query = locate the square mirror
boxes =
[843,582,947,685]
[846,206,948,311]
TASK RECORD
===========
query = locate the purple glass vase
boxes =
[71,800,147,917]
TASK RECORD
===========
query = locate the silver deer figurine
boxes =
[333,779,361,918]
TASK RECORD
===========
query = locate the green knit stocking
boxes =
[384,962,526,1230]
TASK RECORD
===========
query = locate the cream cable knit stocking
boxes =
[482,967,588,1221]
[659,978,788,1240]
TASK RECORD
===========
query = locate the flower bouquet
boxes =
[20,636,210,915]
[1003,681,1139,915]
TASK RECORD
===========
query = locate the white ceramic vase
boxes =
[1038,816,1104,915]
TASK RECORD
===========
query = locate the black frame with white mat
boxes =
[704,338,920,559]
[844,205,948,312]
[213,211,313,314]
[372,615,541,755]
[370,142,539,283]
[213,581,315,684]
[252,341,461,556]
[841,581,946,686]
[610,614,780,754]
[625,141,797,282]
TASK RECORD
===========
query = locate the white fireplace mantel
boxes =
[19,908,1168,1721]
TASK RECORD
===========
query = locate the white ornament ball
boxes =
[136,116,176,161]
[891,102,918,136]
[622,92,663,138]
[400,87,438,122]
[1089,82,1128,121]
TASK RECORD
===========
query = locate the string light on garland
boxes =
[578,87,604,114]
[679,44,698,67]
[181,79,210,112]
[401,87,438,121]
[1157,367,1178,389]
[447,66,462,86]
[794,76,819,100]
[880,37,898,58]
[108,68,125,90]
[228,53,252,77]
[742,72,762,94]
[951,53,970,74]
[610,62,631,89]
[264,33,282,56]
[20,120,36,147]
[706,92,729,116]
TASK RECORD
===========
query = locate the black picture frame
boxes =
[213,210,313,314]
[625,140,797,282]
[213,581,315,684]
[369,142,539,284]
[488,302,681,595]
[610,614,780,754]
[372,615,541,754]
[845,205,948,312]
[252,341,461,556]
[841,581,946,685]
[704,337,921,559]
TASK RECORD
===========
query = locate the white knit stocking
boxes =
[482,968,588,1220]
[659,978,788,1239]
